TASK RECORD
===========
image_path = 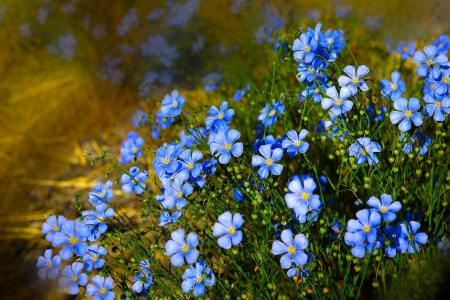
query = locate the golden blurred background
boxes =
[1,0,449,298]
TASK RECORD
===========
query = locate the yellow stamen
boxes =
[177,191,183,198]
[444,77,450,84]
[163,158,170,165]
[427,59,433,66]
[132,147,138,153]
[391,84,398,91]
[301,192,309,200]
[266,159,273,166]
[69,236,77,245]
[172,101,178,108]
[217,113,224,120]
[196,276,203,283]
[224,143,232,151]
[363,225,371,233]
[335,99,342,106]
[305,46,311,52]
[228,227,236,235]
[294,140,302,147]
[352,77,359,84]
[436,101,442,107]
[380,206,387,213]
[288,246,296,254]
[404,110,413,118]
[181,244,189,253]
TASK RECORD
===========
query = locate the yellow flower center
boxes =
[172,101,178,108]
[92,255,98,261]
[305,46,311,52]
[294,140,302,147]
[228,227,236,235]
[427,59,433,66]
[224,143,232,151]
[163,158,170,165]
[218,113,224,120]
[335,99,342,106]
[72,275,78,282]
[132,147,138,153]
[363,225,371,233]
[391,84,398,91]
[380,206,387,213]
[436,101,442,107]
[404,110,413,118]
[70,236,77,245]
[100,192,105,198]
[177,191,183,198]
[314,88,320,93]
[196,276,203,283]
[352,77,359,84]
[301,192,309,200]
[444,77,450,84]
[308,69,314,74]
[100,288,106,295]
[327,38,334,44]
[288,246,296,254]
[187,163,194,169]
[361,149,368,156]
[181,244,189,253]
[269,109,276,116]
[98,216,105,222]
[266,159,273,166]
[47,261,53,268]
[54,226,60,232]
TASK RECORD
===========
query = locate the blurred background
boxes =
[1,0,449,298]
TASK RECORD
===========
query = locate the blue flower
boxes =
[119,132,144,164]
[205,101,235,131]
[178,149,203,178]
[88,181,114,205]
[36,249,61,279]
[284,178,321,221]
[321,86,353,120]
[165,228,199,266]
[213,211,244,249]
[271,229,308,269]
[86,275,115,300]
[395,40,415,59]
[41,215,67,243]
[258,101,285,128]
[383,225,399,257]
[162,179,193,210]
[182,261,215,297]
[208,127,243,164]
[160,90,185,117]
[81,244,106,272]
[282,129,309,157]
[120,167,149,195]
[399,131,432,155]
[338,65,370,95]
[413,45,448,79]
[348,137,382,166]
[53,220,89,260]
[389,97,423,132]
[251,145,283,178]
[396,221,428,254]
[59,262,88,295]
[158,211,182,227]
[380,71,406,101]
[344,209,382,258]
[58,33,77,60]
[117,8,139,36]
[367,194,402,222]
[82,203,115,240]
[434,68,450,95]
[132,261,153,295]
[152,144,180,178]
[202,72,222,91]
[424,93,450,122]
[233,83,250,101]
[292,33,318,63]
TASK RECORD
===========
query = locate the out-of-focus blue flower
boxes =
[117,8,139,36]
[147,8,163,21]
[81,244,106,272]
[96,55,124,85]
[348,137,382,166]
[91,23,108,40]
[53,220,90,260]
[213,211,244,249]
[258,101,285,128]
[165,228,199,266]
[233,84,250,102]
[181,261,215,297]
[363,16,381,30]
[321,86,353,120]
[86,275,115,300]
[413,45,448,79]
[336,5,352,18]
[41,215,67,243]
[138,71,158,98]
[120,166,149,195]
[60,3,75,15]
[37,6,49,24]
[58,33,77,60]
[59,262,88,295]
[389,97,423,132]
[202,72,222,91]
[36,249,61,279]
[282,129,309,157]
[132,109,147,128]
[166,0,200,27]
[380,71,406,101]
[192,35,205,52]
[160,90,185,117]
[344,209,382,258]
[367,194,402,222]
[208,127,243,164]
[396,40,415,60]
[205,101,235,131]
[338,65,369,95]
[230,0,247,14]
[396,221,428,254]
[119,132,144,164]
[272,229,308,269]
[433,34,450,55]
[437,236,450,256]
[251,145,283,178]
[366,104,387,122]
